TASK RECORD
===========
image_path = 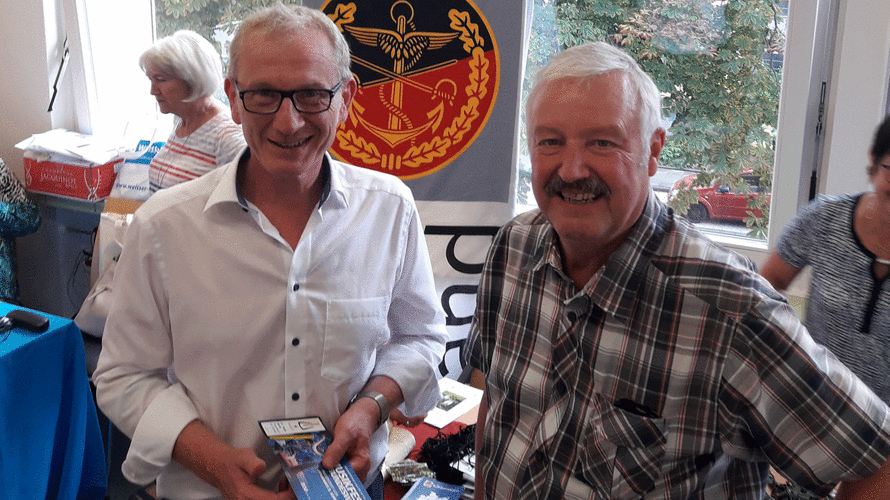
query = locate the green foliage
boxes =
[154,0,283,47]
[538,0,785,237]
[157,0,783,236]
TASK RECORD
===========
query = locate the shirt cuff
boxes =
[374,344,442,417]
[121,383,200,485]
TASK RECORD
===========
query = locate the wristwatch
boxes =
[349,391,390,428]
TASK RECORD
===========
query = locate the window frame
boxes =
[733,0,889,300]
[70,0,890,290]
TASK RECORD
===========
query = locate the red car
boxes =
[668,171,770,223]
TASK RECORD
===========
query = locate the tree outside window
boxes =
[156,0,786,239]
[521,0,786,240]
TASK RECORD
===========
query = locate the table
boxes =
[0,303,107,499]
[384,421,472,499]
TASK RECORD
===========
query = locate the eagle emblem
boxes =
[323,0,500,179]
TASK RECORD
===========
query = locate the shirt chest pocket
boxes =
[578,394,667,499]
[321,297,389,384]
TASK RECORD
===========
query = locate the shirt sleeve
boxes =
[462,223,511,376]
[775,196,827,270]
[214,119,246,167]
[371,201,448,418]
[720,295,890,494]
[92,206,200,482]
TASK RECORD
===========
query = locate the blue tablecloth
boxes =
[0,303,107,499]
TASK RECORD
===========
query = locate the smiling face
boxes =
[225,28,355,184]
[529,72,663,267]
[144,62,191,116]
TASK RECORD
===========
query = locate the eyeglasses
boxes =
[237,80,344,115]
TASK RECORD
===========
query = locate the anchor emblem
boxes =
[325,0,500,179]
[345,2,458,146]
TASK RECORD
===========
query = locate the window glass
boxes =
[153,0,260,104]
[155,0,793,243]
[519,0,789,241]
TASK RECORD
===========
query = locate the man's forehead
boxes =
[535,72,633,103]
[528,74,637,124]
[235,30,338,83]
[242,29,332,59]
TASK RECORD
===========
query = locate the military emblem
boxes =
[323,0,500,179]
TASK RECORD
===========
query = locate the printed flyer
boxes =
[260,417,371,500]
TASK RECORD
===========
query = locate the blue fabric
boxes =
[0,158,41,303]
[0,303,107,499]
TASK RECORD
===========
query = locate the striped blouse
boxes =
[149,112,245,192]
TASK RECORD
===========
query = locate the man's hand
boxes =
[323,376,406,481]
[206,447,294,500]
[389,408,426,428]
[321,397,378,481]
[172,420,296,500]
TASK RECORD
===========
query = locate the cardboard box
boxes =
[16,129,130,202]
[23,153,120,201]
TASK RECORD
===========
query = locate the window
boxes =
[65,0,158,140]
[518,0,796,244]
[73,0,888,268]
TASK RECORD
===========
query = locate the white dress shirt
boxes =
[93,151,447,500]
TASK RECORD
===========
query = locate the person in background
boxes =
[761,115,890,406]
[463,41,890,499]
[140,30,245,192]
[94,5,447,500]
[0,158,40,304]
[760,114,890,500]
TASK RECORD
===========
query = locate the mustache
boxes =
[544,175,611,198]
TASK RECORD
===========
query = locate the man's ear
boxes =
[337,78,358,125]
[648,128,666,176]
[224,78,241,124]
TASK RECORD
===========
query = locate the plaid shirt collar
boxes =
[525,188,670,321]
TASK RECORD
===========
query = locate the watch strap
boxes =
[349,390,390,428]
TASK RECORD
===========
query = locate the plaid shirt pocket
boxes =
[578,393,667,499]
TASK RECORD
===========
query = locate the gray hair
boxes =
[139,30,223,101]
[528,41,663,141]
[227,3,352,82]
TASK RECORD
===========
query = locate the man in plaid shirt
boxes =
[462,41,890,499]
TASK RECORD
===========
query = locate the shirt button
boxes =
[293,283,300,291]
[567,311,578,322]
[291,338,300,346]
[291,393,300,401]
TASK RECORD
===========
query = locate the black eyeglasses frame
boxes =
[236,80,345,115]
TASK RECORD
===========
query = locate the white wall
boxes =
[0,0,69,178]
[821,0,890,195]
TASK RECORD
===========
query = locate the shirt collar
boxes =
[204,150,341,212]
[525,189,671,320]
[590,189,670,320]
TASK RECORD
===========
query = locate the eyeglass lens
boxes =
[241,81,343,115]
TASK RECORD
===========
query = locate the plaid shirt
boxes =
[464,193,890,500]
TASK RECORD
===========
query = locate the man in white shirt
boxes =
[93,5,448,500]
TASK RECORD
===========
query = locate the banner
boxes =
[308,0,531,379]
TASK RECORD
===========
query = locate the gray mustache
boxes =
[544,176,611,198]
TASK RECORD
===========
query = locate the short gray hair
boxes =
[227,3,352,82]
[528,41,663,141]
[139,30,223,101]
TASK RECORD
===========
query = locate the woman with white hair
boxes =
[140,30,245,192]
